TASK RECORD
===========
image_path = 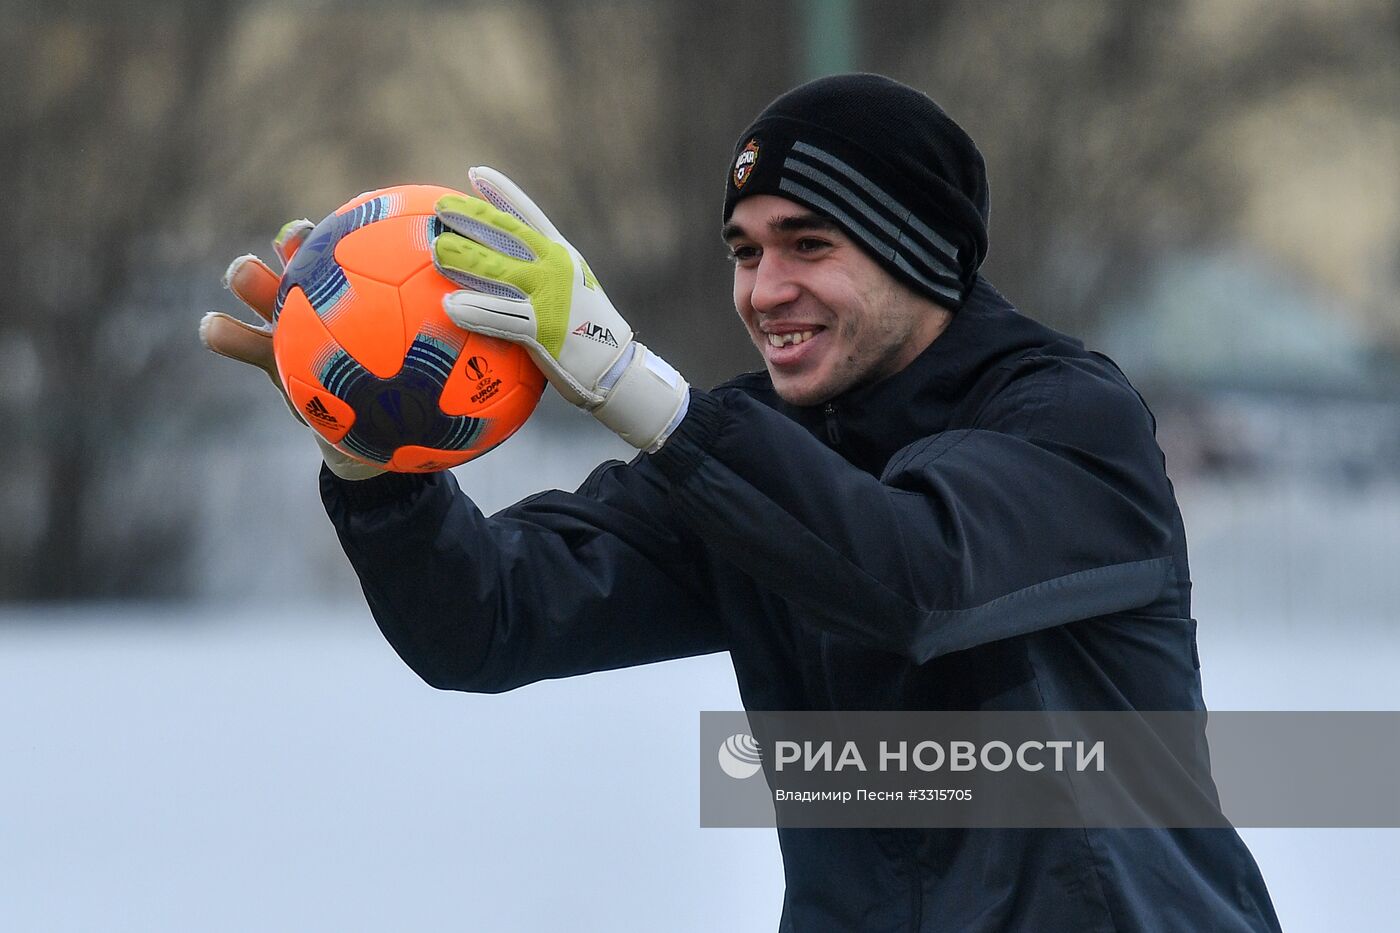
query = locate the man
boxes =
[203,74,1281,931]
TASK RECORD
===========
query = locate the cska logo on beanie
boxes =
[733,138,760,189]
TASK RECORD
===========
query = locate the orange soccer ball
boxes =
[272,184,545,473]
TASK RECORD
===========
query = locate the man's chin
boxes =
[768,370,836,408]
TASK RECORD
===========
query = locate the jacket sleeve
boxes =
[648,356,1175,663]
[321,456,727,693]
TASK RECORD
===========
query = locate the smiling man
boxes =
[206,74,1280,931]
[724,201,953,407]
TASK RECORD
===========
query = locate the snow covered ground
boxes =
[2,477,1397,931]
[0,604,770,932]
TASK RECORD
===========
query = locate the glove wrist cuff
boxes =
[314,436,388,481]
[591,342,689,452]
[322,462,428,508]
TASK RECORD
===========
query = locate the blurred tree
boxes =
[869,0,1400,339]
[3,0,1396,601]
[202,1,799,387]
[0,2,237,599]
[638,0,804,387]
[0,0,800,600]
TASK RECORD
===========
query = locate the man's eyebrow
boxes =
[721,211,840,243]
[769,212,840,235]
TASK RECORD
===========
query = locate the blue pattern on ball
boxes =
[318,333,485,465]
[274,196,393,322]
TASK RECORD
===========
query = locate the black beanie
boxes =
[724,73,989,308]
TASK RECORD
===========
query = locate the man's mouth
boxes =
[766,329,817,349]
[760,325,827,367]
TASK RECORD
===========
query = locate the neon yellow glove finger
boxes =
[435,193,547,260]
[433,230,538,297]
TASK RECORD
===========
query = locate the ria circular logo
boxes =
[718,733,763,780]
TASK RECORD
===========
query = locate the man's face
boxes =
[723,195,951,407]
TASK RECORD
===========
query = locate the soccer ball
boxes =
[273,184,545,473]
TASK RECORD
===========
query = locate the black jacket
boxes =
[322,278,1281,932]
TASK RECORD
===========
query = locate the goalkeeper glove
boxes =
[433,166,689,453]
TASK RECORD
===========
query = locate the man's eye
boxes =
[795,237,831,253]
[728,245,760,264]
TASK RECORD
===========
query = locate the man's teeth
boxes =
[767,330,815,349]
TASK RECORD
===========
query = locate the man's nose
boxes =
[749,255,801,312]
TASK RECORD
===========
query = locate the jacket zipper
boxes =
[823,402,842,447]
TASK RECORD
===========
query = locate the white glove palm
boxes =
[434,167,688,452]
